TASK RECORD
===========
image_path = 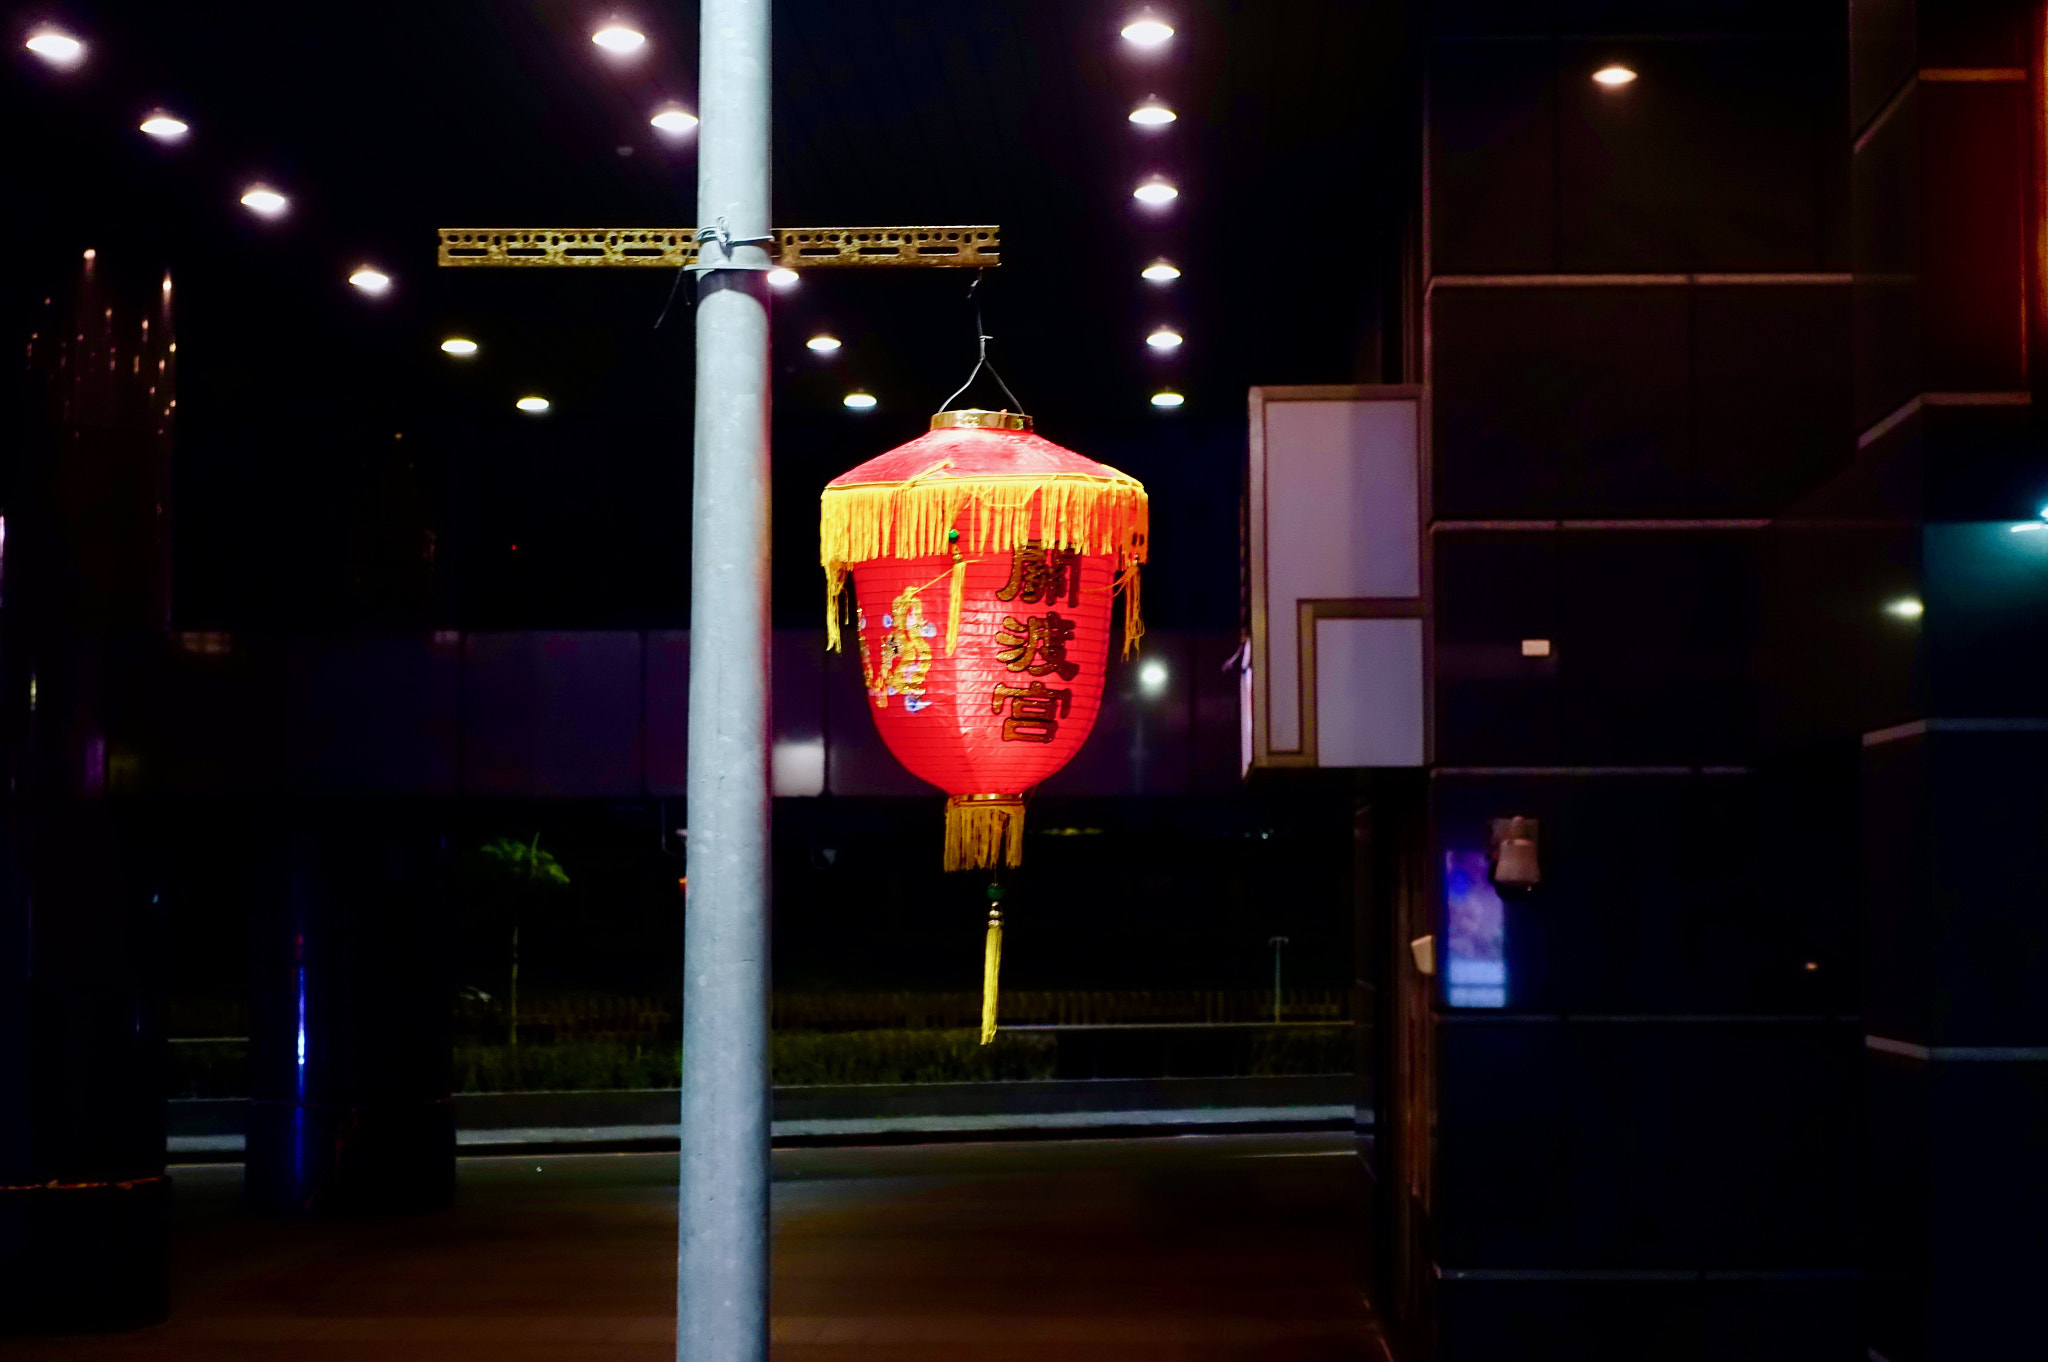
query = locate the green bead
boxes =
[986,883,1005,902]
[948,529,960,543]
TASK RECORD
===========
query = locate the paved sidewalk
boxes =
[12,1133,1385,1361]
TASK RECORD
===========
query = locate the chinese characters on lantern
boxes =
[991,541,1080,744]
[996,540,1081,608]
[990,680,1072,743]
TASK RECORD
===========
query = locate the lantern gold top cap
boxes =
[931,408,1032,432]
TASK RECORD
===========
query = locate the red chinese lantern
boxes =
[820,407,1150,1038]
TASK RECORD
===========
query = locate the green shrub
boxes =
[450,1028,1058,1093]
[1243,1025,1355,1076]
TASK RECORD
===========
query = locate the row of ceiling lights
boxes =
[1121,13,1185,408]
[28,14,1216,418]
[645,13,1198,416]
[24,18,706,419]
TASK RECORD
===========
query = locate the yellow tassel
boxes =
[820,472,1149,640]
[825,568,846,652]
[945,548,965,656]
[1118,555,1145,658]
[979,907,1003,1045]
[944,795,1025,872]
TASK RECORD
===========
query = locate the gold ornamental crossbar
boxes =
[437,226,1000,268]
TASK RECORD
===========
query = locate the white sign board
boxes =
[1245,386,1426,770]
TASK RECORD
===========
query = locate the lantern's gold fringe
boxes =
[980,907,1003,1045]
[944,795,1025,872]
[822,473,1149,653]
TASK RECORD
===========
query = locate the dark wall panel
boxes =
[461,631,643,797]
[1552,531,1758,765]
[285,635,460,794]
[1429,46,1557,274]
[1851,86,1920,430]
[1433,286,1689,517]
[1436,284,1849,518]
[1434,532,1759,767]
[1434,533,1561,765]
[1433,774,1852,1017]
[1435,1019,1856,1270]
[1692,284,1852,511]
[1556,40,1835,273]
[1919,83,2029,394]
[644,630,688,796]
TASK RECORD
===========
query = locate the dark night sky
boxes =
[6,0,1403,633]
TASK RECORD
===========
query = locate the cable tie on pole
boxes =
[688,216,776,273]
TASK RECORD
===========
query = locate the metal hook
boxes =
[937,270,1025,415]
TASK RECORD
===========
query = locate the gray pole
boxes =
[679,0,772,1356]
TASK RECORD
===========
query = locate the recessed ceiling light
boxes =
[348,267,392,295]
[239,186,288,218]
[441,338,479,356]
[807,334,842,353]
[1133,178,1178,204]
[1151,389,1185,408]
[1593,64,1637,86]
[1141,260,1181,282]
[1129,100,1176,126]
[766,267,799,288]
[1146,327,1183,349]
[592,25,645,53]
[139,113,189,140]
[25,30,84,66]
[1121,17,1173,47]
[516,396,551,413]
[843,391,877,410]
[650,106,698,133]
[1884,597,1923,620]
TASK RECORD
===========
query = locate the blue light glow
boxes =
[1443,850,1507,1008]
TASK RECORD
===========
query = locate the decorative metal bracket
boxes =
[437,226,1001,269]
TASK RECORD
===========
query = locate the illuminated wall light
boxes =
[1121,17,1174,47]
[1884,597,1924,620]
[516,396,551,413]
[239,186,288,218]
[1593,64,1638,86]
[82,248,96,261]
[806,334,842,353]
[843,391,878,410]
[2009,522,2045,533]
[650,106,699,133]
[1141,260,1181,282]
[1146,327,1183,349]
[766,267,799,288]
[441,337,479,356]
[25,29,84,66]
[1150,389,1185,408]
[140,113,189,140]
[1138,659,1169,695]
[592,25,646,53]
[1128,100,1176,125]
[1133,178,1179,204]
[348,267,392,295]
